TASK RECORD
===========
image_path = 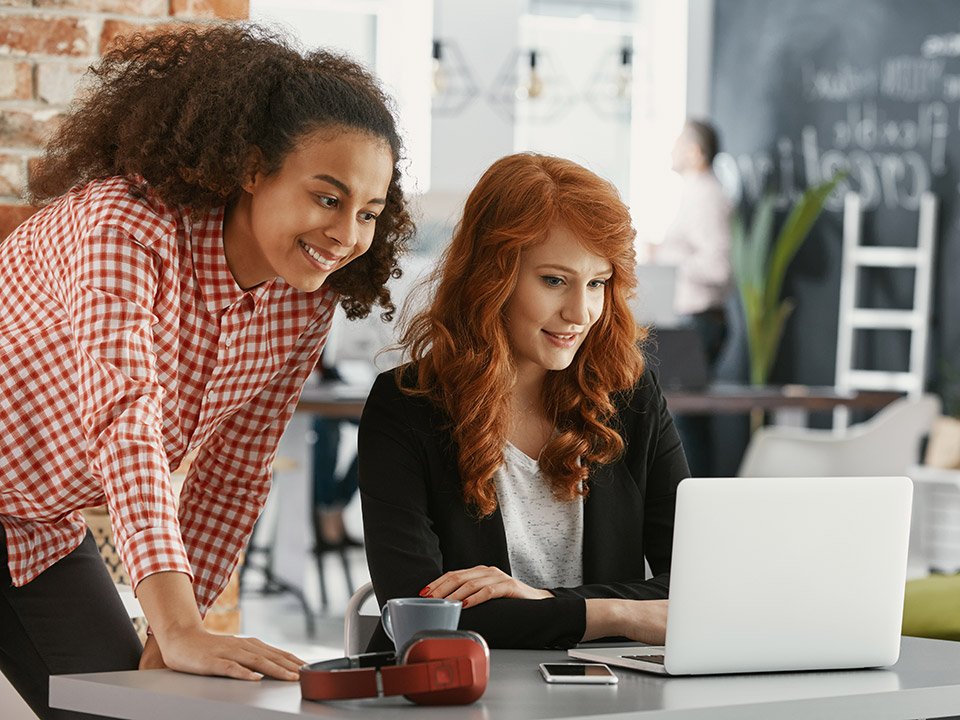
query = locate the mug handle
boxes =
[380,603,394,643]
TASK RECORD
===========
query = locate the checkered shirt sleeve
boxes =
[72,226,194,585]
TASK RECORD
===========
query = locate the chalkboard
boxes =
[711,0,960,405]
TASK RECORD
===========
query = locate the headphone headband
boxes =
[300,630,490,705]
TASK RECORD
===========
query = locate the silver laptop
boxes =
[570,476,913,675]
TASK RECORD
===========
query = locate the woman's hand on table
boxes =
[584,598,669,645]
[135,571,304,681]
[153,626,304,681]
[421,565,553,608]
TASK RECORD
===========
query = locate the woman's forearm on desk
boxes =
[584,598,668,645]
[136,571,303,681]
[136,571,203,638]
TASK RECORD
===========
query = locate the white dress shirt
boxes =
[658,171,733,316]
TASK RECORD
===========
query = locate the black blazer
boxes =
[358,366,688,651]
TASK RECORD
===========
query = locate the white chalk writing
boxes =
[801,61,878,101]
[922,32,960,58]
[880,56,945,101]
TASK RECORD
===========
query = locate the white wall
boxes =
[515,13,634,199]
[629,0,688,245]
[430,0,521,195]
[685,0,715,118]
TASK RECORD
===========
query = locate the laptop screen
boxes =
[662,476,912,675]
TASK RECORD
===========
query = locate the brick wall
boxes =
[0,0,249,239]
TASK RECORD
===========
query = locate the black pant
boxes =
[311,416,359,510]
[0,523,142,719]
[673,309,727,478]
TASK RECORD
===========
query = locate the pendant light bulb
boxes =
[527,50,544,99]
[432,40,447,95]
[616,46,633,99]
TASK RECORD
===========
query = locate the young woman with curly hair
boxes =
[0,23,413,716]
[359,153,688,650]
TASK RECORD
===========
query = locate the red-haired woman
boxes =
[359,153,687,650]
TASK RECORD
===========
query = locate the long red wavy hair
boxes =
[400,153,646,517]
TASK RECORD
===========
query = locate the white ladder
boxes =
[834,191,937,430]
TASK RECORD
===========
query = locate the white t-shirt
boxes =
[494,442,584,589]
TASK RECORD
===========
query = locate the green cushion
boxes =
[902,574,960,641]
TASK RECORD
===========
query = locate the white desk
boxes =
[50,637,960,720]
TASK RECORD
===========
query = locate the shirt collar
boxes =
[189,206,274,314]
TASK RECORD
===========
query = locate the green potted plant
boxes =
[731,173,845,387]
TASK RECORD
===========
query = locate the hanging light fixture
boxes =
[585,37,634,120]
[489,46,573,122]
[429,36,478,116]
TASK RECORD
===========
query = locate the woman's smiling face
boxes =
[503,224,612,382]
[225,127,394,292]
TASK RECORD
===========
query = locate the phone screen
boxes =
[539,663,618,684]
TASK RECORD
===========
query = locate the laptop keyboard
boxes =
[623,654,665,665]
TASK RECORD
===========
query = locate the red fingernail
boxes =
[419,586,430,597]
[461,599,469,608]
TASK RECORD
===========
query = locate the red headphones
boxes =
[300,630,490,706]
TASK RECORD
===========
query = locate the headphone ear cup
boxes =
[401,633,490,705]
[397,628,462,656]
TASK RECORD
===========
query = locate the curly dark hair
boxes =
[31,23,414,320]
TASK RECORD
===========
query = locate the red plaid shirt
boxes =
[0,176,335,614]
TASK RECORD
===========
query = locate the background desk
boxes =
[50,637,960,720]
[297,383,902,428]
[664,384,901,427]
[297,383,367,420]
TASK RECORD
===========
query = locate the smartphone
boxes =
[538,662,619,685]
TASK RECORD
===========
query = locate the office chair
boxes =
[738,394,940,477]
[343,582,380,655]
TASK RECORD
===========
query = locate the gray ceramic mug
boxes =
[380,597,462,652]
